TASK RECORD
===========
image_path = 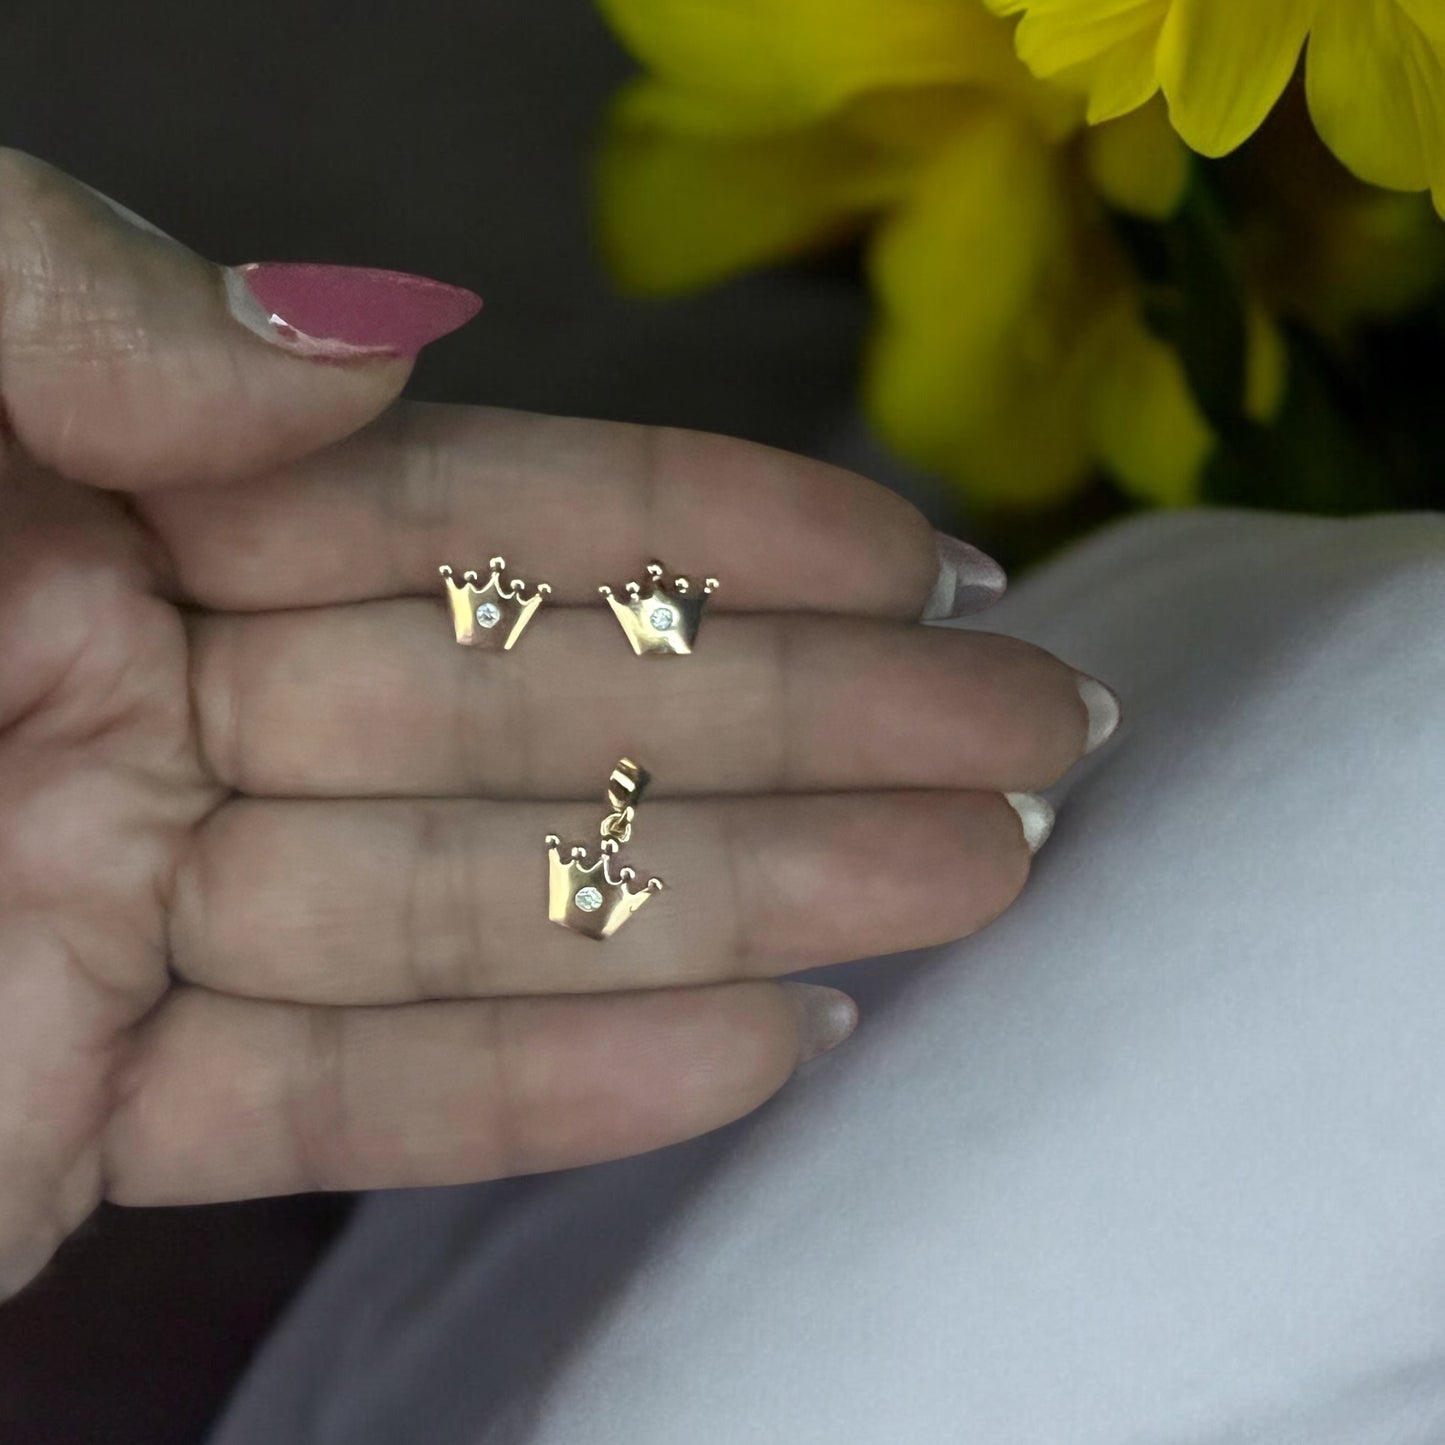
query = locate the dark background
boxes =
[0,3,873,1441]
[1,0,868,437]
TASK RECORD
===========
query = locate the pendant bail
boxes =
[601,758,649,846]
[545,758,663,940]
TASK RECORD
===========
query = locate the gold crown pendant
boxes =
[440,558,551,651]
[599,561,719,656]
[546,759,664,940]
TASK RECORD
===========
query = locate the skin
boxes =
[0,150,1101,1297]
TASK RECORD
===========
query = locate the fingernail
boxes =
[1077,675,1122,753]
[225,262,482,360]
[1005,791,1056,854]
[921,533,1008,621]
[783,983,859,1065]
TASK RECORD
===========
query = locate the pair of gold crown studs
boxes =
[439,558,719,941]
[439,556,719,657]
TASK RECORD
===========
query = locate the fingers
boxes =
[171,792,1033,1003]
[192,604,1098,797]
[102,981,855,1205]
[136,403,943,617]
[0,150,475,492]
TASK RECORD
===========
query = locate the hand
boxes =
[0,151,1115,1296]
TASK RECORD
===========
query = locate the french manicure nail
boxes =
[1006,791,1056,854]
[922,532,1008,621]
[225,262,482,360]
[1077,675,1122,753]
[783,983,860,1065]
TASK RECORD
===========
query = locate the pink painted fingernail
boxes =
[224,263,482,360]
[922,532,1008,621]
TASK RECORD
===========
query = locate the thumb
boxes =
[0,149,480,491]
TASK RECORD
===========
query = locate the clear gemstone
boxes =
[475,601,502,629]
[649,606,675,631]
[574,885,605,913]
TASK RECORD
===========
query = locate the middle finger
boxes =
[193,603,1096,797]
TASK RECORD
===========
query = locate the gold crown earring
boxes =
[545,759,663,940]
[439,558,551,650]
[599,561,718,656]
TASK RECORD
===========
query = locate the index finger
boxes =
[137,402,1002,618]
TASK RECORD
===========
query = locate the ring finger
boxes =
[171,791,1039,1003]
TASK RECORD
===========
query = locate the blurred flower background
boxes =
[594,0,1445,558]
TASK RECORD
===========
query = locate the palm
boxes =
[0,457,214,1287]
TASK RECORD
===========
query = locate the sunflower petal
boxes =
[1012,2,1166,82]
[1243,304,1288,423]
[864,105,1099,503]
[983,0,1167,121]
[1085,99,1190,218]
[1082,303,1212,505]
[1064,27,1168,122]
[1157,0,1315,156]
[597,83,969,292]
[598,0,1028,133]
[1307,0,1445,216]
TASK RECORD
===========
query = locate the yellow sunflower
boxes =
[597,0,1293,507]
[985,0,1445,216]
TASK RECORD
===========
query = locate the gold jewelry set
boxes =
[438,558,718,941]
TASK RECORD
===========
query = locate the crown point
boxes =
[646,562,664,579]
[545,833,560,847]
[439,564,453,577]
[489,556,506,572]
[619,866,636,881]
[704,577,719,593]
[674,576,690,595]
[462,569,479,582]
[625,582,642,598]
[570,845,588,860]
[537,582,553,596]
[646,877,664,892]
[598,584,613,596]
[513,577,525,592]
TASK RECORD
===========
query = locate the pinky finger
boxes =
[101,982,857,1206]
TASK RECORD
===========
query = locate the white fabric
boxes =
[212,509,1445,1445]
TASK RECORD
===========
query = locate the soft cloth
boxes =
[212,509,1445,1445]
